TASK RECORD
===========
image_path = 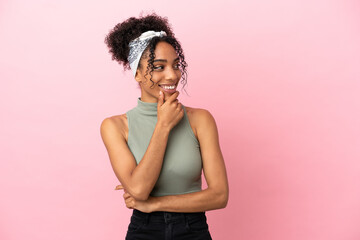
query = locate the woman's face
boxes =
[135,41,182,102]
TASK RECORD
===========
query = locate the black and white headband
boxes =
[128,30,167,77]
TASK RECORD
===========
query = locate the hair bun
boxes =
[104,13,174,69]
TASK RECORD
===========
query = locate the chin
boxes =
[163,93,171,101]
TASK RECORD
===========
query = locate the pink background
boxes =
[1,0,360,239]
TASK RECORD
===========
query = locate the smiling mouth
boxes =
[158,83,177,93]
[158,84,176,90]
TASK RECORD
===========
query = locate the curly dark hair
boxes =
[104,13,188,90]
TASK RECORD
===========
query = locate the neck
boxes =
[135,97,158,116]
[140,92,172,103]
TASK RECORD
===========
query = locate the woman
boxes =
[100,13,229,240]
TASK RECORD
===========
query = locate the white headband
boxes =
[128,30,167,77]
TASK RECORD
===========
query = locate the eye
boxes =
[154,65,164,70]
[174,63,180,69]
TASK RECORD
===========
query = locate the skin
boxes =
[100,41,229,213]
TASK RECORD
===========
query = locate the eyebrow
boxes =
[153,57,180,63]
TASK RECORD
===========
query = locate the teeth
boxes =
[162,85,175,90]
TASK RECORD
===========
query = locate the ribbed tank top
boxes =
[126,98,202,197]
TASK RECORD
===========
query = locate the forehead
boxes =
[153,41,178,60]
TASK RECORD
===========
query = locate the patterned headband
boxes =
[128,30,167,77]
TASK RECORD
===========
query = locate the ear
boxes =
[134,70,142,83]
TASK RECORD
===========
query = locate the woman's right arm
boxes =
[100,91,183,201]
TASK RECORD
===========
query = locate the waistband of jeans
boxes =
[133,209,206,219]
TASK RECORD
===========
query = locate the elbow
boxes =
[122,181,151,201]
[221,194,229,208]
[133,193,149,201]
[209,186,229,209]
[217,190,229,209]
[129,188,150,201]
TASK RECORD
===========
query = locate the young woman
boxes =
[100,13,229,240]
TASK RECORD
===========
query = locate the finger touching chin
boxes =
[164,91,178,101]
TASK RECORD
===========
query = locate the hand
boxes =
[123,192,156,213]
[115,185,156,213]
[115,184,125,191]
[157,90,184,131]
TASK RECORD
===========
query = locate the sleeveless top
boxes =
[126,98,202,197]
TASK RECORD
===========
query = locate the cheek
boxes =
[177,71,182,79]
[142,73,157,85]
[146,76,161,89]
[147,73,161,84]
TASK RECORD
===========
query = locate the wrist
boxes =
[149,196,161,212]
[155,121,171,133]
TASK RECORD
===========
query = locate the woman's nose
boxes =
[164,67,178,80]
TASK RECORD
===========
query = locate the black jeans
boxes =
[125,209,212,240]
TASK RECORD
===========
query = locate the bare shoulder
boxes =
[184,106,217,139]
[184,106,216,125]
[100,113,129,141]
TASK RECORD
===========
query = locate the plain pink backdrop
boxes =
[1,0,360,239]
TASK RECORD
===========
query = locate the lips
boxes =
[158,83,177,93]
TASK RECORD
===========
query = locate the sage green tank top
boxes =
[126,98,202,197]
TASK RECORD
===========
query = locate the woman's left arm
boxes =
[120,109,229,213]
